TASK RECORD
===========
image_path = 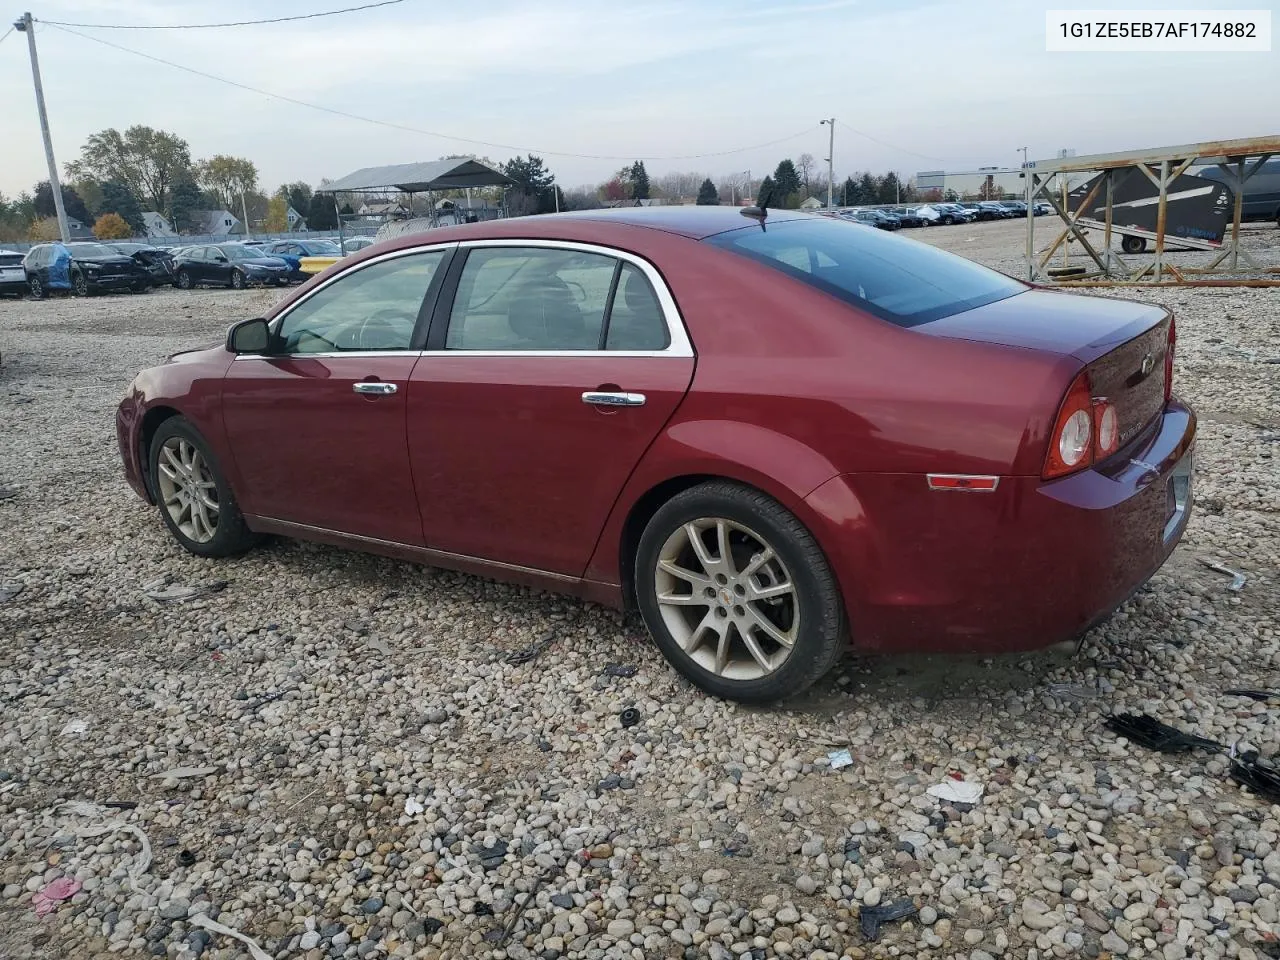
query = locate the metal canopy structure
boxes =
[318,158,514,194]
[1023,134,1280,287]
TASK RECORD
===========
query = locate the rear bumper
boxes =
[805,400,1196,654]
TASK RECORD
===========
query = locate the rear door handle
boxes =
[582,391,646,407]
[353,381,397,396]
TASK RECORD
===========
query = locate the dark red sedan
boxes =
[117,208,1194,702]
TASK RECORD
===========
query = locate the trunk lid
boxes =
[918,288,1172,457]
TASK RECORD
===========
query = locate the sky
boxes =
[0,0,1276,199]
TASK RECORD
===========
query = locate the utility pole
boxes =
[1018,146,1029,167]
[820,118,835,208]
[240,191,252,240]
[16,13,70,242]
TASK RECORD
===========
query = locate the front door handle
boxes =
[353,381,397,396]
[582,391,646,407]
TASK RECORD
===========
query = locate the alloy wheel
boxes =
[653,517,799,680]
[73,273,88,297]
[177,270,192,290]
[156,436,220,543]
[29,277,43,298]
[231,270,245,290]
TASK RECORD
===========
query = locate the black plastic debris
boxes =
[619,707,641,729]
[473,902,494,917]
[506,631,556,666]
[422,918,444,935]
[1229,750,1280,802]
[176,849,197,867]
[859,899,917,940]
[1104,713,1223,753]
[602,664,638,678]
[1224,689,1280,702]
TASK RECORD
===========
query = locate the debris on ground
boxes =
[506,631,557,665]
[827,749,854,770]
[188,914,271,960]
[1199,558,1247,591]
[404,796,425,816]
[0,580,22,602]
[144,580,229,603]
[619,707,641,728]
[0,486,16,500]
[32,877,81,917]
[1228,747,1280,802]
[1045,682,1098,701]
[1104,713,1223,753]
[55,802,153,879]
[926,777,984,804]
[859,898,918,940]
[59,719,89,736]
[176,849,197,867]
[1224,689,1280,702]
[602,663,638,677]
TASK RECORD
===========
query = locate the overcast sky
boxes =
[0,0,1274,199]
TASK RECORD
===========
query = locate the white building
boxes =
[142,212,177,239]
[915,167,1028,199]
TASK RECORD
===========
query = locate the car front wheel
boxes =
[635,481,846,702]
[72,271,90,297]
[230,269,246,290]
[150,417,258,557]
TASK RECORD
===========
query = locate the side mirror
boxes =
[227,317,270,354]
[215,255,228,263]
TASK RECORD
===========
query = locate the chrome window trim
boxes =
[235,236,694,362]
[438,238,693,358]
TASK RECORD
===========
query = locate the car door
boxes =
[183,247,208,284]
[207,246,232,285]
[220,247,451,542]
[408,241,695,576]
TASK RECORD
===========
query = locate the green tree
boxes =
[503,155,558,216]
[943,188,959,202]
[877,171,902,205]
[66,126,192,215]
[772,159,801,207]
[628,161,650,200]
[99,180,145,234]
[840,176,857,206]
[195,155,258,211]
[34,181,93,226]
[696,178,719,205]
[756,175,776,207]
[857,172,879,205]
[277,181,312,219]
[307,193,338,230]
[169,179,202,234]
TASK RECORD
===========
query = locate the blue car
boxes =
[260,238,343,282]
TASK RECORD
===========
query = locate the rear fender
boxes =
[582,419,843,587]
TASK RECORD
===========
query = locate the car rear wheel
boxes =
[72,271,89,297]
[176,269,193,290]
[150,417,258,558]
[230,269,246,290]
[28,276,45,299]
[1121,235,1147,254]
[635,481,846,702]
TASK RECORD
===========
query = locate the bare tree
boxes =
[797,153,815,197]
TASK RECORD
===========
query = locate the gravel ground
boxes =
[1,219,1278,960]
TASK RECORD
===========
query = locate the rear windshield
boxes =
[706,217,1024,327]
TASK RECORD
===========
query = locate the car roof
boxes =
[521,206,812,240]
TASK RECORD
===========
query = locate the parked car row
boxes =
[825,200,1051,231]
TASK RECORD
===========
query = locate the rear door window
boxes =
[706,217,1025,327]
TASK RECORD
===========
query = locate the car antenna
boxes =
[740,183,772,227]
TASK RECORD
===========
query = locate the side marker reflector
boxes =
[927,474,1000,492]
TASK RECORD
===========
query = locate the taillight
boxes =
[1164,316,1176,404]
[1043,370,1094,479]
[1042,373,1126,479]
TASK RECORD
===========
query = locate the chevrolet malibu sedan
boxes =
[117,208,1193,702]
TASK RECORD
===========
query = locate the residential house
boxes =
[798,196,826,210]
[65,217,94,240]
[142,212,178,239]
[434,196,501,225]
[191,210,243,236]
[286,206,308,232]
[357,200,409,219]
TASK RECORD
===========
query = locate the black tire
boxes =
[28,276,45,299]
[176,269,193,290]
[942,215,955,225]
[72,271,90,297]
[1121,235,1146,254]
[131,281,149,294]
[634,481,846,703]
[149,417,259,558]
[230,269,246,290]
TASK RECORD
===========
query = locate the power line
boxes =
[837,120,948,164]
[37,0,411,30]
[45,23,819,163]
[0,26,16,45]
